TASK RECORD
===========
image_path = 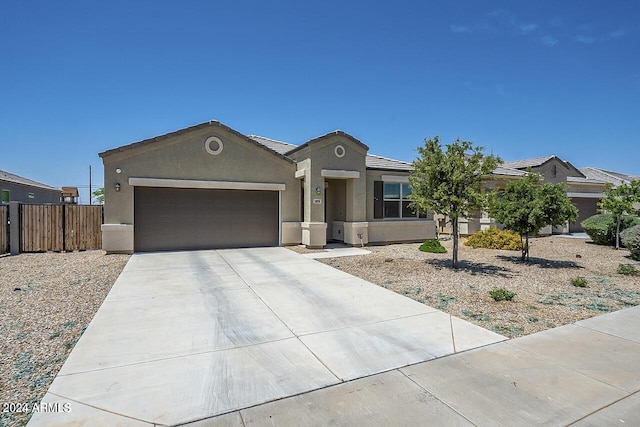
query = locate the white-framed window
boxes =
[1,189,9,204]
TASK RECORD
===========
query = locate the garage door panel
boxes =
[134,187,279,252]
[570,198,599,233]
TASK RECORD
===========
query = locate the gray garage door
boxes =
[570,198,599,233]
[134,187,279,252]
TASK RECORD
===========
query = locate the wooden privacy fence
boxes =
[1,206,8,254]
[19,204,103,253]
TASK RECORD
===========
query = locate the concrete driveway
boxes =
[29,247,504,426]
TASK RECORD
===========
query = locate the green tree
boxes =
[409,137,501,268]
[489,172,578,262]
[598,180,640,249]
[92,187,105,204]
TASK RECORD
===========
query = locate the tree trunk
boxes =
[616,215,621,250]
[452,217,459,269]
[521,234,530,262]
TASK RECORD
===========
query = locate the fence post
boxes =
[9,202,20,255]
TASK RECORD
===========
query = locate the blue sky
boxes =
[1,1,639,203]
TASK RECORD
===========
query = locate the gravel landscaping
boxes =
[1,238,638,426]
[0,251,129,427]
[311,236,640,339]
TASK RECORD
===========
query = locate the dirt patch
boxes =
[315,237,640,338]
[0,251,129,427]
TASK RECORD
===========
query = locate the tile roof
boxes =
[491,166,527,177]
[365,153,413,171]
[502,156,556,169]
[247,135,296,156]
[250,135,413,171]
[0,169,59,191]
[579,167,639,186]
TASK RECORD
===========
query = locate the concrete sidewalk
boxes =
[208,305,640,426]
[28,248,505,426]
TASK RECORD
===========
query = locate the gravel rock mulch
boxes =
[316,237,640,339]
[0,251,129,427]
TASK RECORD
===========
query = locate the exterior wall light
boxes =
[315,186,321,195]
[115,183,121,192]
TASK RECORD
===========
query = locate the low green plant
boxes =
[621,225,640,261]
[581,214,640,246]
[464,228,523,251]
[617,263,640,276]
[419,238,447,253]
[571,277,588,287]
[489,288,515,301]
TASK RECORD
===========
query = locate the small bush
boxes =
[617,264,640,276]
[464,228,523,251]
[419,239,447,253]
[581,214,640,246]
[571,277,588,287]
[489,288,516,301]
[621,225,640,261]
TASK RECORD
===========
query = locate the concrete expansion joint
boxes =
[46,392,152,426]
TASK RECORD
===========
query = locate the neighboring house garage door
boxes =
[570,198,599,233]
[134,187,279,252]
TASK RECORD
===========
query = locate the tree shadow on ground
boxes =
[426,259,514,278]
[496,255,583,270]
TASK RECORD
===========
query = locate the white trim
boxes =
[381,174,410,183]
[334,145,346,158]
[321,169,360,179]
[294,169,306,179]
[129,177,286,191]
[278,191,282,246]
[567,192,605,199]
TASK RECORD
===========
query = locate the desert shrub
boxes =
[581,214,640,246]
[620,225,640,261]
[464,228,523,251]
[571,277,588,287]
[419,239,447,253]
[617,264,640,276]
[489,288,515,301]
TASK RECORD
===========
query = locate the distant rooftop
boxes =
[0,169,59,191]
[492,166,527,177]
[579,167,639,186]
[502,156,556,169]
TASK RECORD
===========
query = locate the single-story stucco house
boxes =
[99,121,436,253]
[1,169,61,204]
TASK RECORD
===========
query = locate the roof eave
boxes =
[99,121,295,164]
[285,130,369,156]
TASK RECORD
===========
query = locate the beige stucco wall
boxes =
[530,159,581,184]
[369,221,434,243]
[289,135,368,223]
[100,124,302,252]
[365,170,435,242]
[101,124,300,227]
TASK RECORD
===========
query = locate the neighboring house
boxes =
[579,167,639,187]
[438,156,614,235]
[0,169,60,204]
[61,187,80,204]
[99,121,436,253]
[500,156,609,233]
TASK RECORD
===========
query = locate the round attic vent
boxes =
[205,136,224,155]
[334,144,345,158]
